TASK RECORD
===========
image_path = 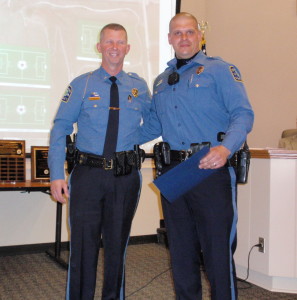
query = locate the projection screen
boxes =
[0,0,176,152]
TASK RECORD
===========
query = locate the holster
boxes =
[229,141,251,184]
[153,142,171,177]
[113,145,145,176]
[114,150,134,176]
[66,134,76,174]
[153,142,211,178]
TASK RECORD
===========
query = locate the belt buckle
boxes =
[103,158,113,170]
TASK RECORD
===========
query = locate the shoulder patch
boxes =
[229,66,243,82]
[61,85,72,103]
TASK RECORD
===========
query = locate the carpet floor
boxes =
[0,243,296,299]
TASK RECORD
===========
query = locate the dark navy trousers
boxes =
[66,165,141,300]
[162,163,238,300]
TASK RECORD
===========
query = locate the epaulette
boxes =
[127,72,140,79]
[82,70,94,77]
[204,56,230,68]
[72,70,93,82]
[207,55,223,61]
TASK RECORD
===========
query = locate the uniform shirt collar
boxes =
[176,51,199,69]
[167,50,206,69]
[97,66,126,84]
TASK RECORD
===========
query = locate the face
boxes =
[97,28,130,71]
[168,16,202,59]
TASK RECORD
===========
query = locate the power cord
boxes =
[125,243,262,296]
[125,267,171,298]
[237,243,262,289]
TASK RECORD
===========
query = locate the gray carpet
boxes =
[0,243,297,299]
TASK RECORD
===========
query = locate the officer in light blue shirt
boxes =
[140,13,254,300]
[48,24,151,300]
[49,67,151,181]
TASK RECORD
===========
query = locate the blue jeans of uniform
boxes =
[161,163,238,300]
[66,165,141,300]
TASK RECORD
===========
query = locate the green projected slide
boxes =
[0,46,50,85]
[0,0,174,151]
[79,23,102,59]
[0,93,49,129]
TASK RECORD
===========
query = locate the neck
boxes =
[176,51,200,69]
[101,62,123,76]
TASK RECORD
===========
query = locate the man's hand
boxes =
[199,145,231,169]
[50,179,69,203]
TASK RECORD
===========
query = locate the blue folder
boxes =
[153,147,217,203]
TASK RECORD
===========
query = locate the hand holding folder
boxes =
[153,147,217,203]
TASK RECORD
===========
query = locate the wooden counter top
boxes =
[250,148,297,159]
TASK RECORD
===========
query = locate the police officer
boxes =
[48,24,151,300]
[140,13,254,300]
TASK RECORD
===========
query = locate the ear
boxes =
[125,44,131,55]
[96,42,102,53]
[197,30,203,42]
[168,33,172,45]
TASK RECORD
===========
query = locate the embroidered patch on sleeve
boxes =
[229,66,243,82]
[61,85,72,103]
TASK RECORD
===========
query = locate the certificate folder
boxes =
[153,147,217,203]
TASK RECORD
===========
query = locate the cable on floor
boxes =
[237,243,261,289]
[126,243,261,297]
[125,267,172,298]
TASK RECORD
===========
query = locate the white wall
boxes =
[182,0,297,148]
[0,159,161,247]
[235,152,297,293]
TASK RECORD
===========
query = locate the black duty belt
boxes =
[74,146,145,177]
[153,142,210,178]
[170,150,193,162]
[171,149,230,168]
[75,151,113,170]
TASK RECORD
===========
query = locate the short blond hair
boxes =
[100,23,128,41]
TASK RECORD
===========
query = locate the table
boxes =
[0,180,68,269]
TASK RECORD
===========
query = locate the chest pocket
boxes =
[80,91,109,127]
[82,91,107,110]
[125,95,142,112]
[188,75,211,89]
[187,75,215,108]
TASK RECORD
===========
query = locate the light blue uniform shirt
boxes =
[140,51,254,154]
[48,66,152,181]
